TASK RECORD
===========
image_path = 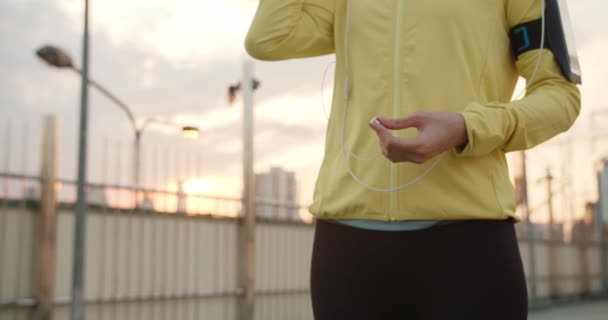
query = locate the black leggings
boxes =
[310,219,528,320]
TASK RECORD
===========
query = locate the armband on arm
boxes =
[509,0,582,84]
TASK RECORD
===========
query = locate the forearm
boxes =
[457,51,581,156]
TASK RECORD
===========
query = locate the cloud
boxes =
[56,0,258,63]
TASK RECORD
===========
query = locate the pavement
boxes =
[529,300,608,320]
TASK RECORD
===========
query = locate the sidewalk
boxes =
[529,300,608,320]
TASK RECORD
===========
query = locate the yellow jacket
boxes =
[245,0,581,221]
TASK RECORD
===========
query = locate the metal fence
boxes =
[0,173,314,320]
[518,237,607,302]
[0,174,39,320]
[1,172,608,320]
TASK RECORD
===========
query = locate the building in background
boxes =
[535,223,566,243]
[139,196,154,211]
[25,185,37,200]
[596,159,608,244]
[515,216,567,243]
[88,186,107,206]
[572,202,598,243]
[176,180,187,213]
[255,167,299,220]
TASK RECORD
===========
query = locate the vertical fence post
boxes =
[543,168,560,298]
[598,160,608,294]
[35,115,59,320]
[521,152,537,304]
[237,59,256,320]
[578,203,593,296]
[604,225,608,295]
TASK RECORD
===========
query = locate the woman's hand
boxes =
[369,111,468,164]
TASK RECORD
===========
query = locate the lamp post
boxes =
[36,45,200,191]
[229,60,260,320]
[70,1,90,319]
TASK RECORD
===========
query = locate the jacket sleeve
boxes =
[455,0,581,157]
[245,0,335,61]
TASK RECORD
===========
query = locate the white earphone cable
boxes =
[321,60,335,120]
[323,0,546,193]
[513,0,546,99]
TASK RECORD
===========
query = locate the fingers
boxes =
[369,118,430,164]
[377,112,424,130]
[385,137,430,164]
[369,117,399,158]
[367,112,457,164]
[369,117,392,141]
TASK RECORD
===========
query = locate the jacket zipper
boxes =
[389,0,404,221]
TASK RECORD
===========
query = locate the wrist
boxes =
[452,113,468,148]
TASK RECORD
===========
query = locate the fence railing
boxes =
[1,171,608,320]
[4,174,608,320]
[0,173,315,320]
[0,173,39,315]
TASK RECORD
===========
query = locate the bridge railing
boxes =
[0,172,316,320]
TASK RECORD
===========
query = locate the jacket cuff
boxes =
[453,102,495,158]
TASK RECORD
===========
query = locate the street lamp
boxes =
[182,126,201,139]
[228,78,260,105]
[36,44,201,189]
[131,118,200,192]
[36,45,74,68]
[229,61,260,320]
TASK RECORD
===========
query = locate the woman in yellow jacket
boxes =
[246,0,580,319]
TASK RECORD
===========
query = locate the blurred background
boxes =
[0,0,607,319]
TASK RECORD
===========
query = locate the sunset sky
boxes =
[1,0,608,223]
